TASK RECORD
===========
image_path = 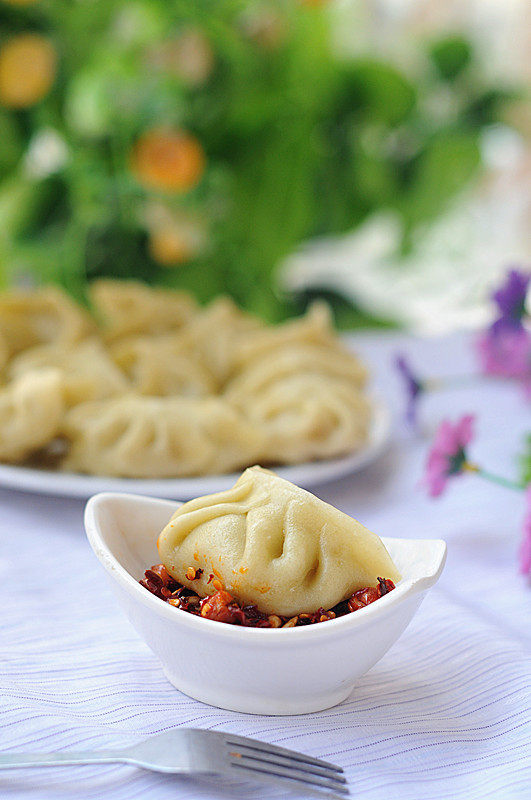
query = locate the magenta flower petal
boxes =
[423,414,475,498]
[519,486,531,576]
[455,414,474,447]
[477,326,531,380]
[425,452,451,497]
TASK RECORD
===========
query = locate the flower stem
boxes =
[463,462,524,491]
[425,375,480,391]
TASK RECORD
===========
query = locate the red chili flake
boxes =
[377,576,394,596]
[186,566,203,581]
[348,586,379,612]
[149,564,172,585]
[139,566,395,628]
[200,589,239,624]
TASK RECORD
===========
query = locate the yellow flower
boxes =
[149,227,193,266]
[131,128,205,193]
[0,34,56,109]
[145,203,206,266]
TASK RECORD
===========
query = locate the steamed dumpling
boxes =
[8,339,129,406]
[109,296,261,395]
[174,297,263,388]
[0,369,64,461]
[62,395,265,478]
[225,302,370,462]
[110,335,216,397]
[0,286,93,358]
[231,302,339,373]
[226,347,370,462]
[157,466,401,616]
[89,279,196,341]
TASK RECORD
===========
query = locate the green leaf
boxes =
[429,35,472,81]
[400,130,481,233]
[0,176,43,241]
[333,60,416,127]
[0,111,24,179]
[463,88,519,127]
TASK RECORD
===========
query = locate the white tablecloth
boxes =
[1,331,530,800]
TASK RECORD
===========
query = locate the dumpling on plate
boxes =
[231,302,338,373]
[0,286,93,358]
[62,395,265,478]
[0,369,64,462]
[173,297,263,389]
[110,335,216,397]
[157,466,401,616]
[89,279,196,341]
[233,373,370,463]
[225,346,370,462]
[225,302,370,463]
[226,342,367,402]
[8,338,129,406]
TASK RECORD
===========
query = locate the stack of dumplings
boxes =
[0,280,371,478]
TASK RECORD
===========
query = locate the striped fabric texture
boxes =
[0,331,530,800]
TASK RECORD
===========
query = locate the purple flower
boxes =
[491,268,530,332]
[424,414,475,498]
[395,354,423,426]
[519,486,531,576]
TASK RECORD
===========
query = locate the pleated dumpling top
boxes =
[157,466,401,617]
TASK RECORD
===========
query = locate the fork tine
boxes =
[224,733,343,772]
[228,750,347,784]
[230,760,349,798]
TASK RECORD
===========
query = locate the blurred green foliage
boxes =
[0,0,514,321]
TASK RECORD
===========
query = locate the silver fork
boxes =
[0,728,348,798]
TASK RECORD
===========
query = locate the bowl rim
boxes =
[85,491,447,643]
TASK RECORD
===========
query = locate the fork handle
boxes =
[0,752,128,769]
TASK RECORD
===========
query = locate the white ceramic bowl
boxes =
[85,492,446,716]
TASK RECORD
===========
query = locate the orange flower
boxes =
[131,128,205,193]
[0,34,56,108]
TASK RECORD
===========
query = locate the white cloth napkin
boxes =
[1,331,530,800]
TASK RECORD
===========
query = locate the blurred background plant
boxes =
[0,0,526,323]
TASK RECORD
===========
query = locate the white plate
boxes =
[0,397,390,500]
